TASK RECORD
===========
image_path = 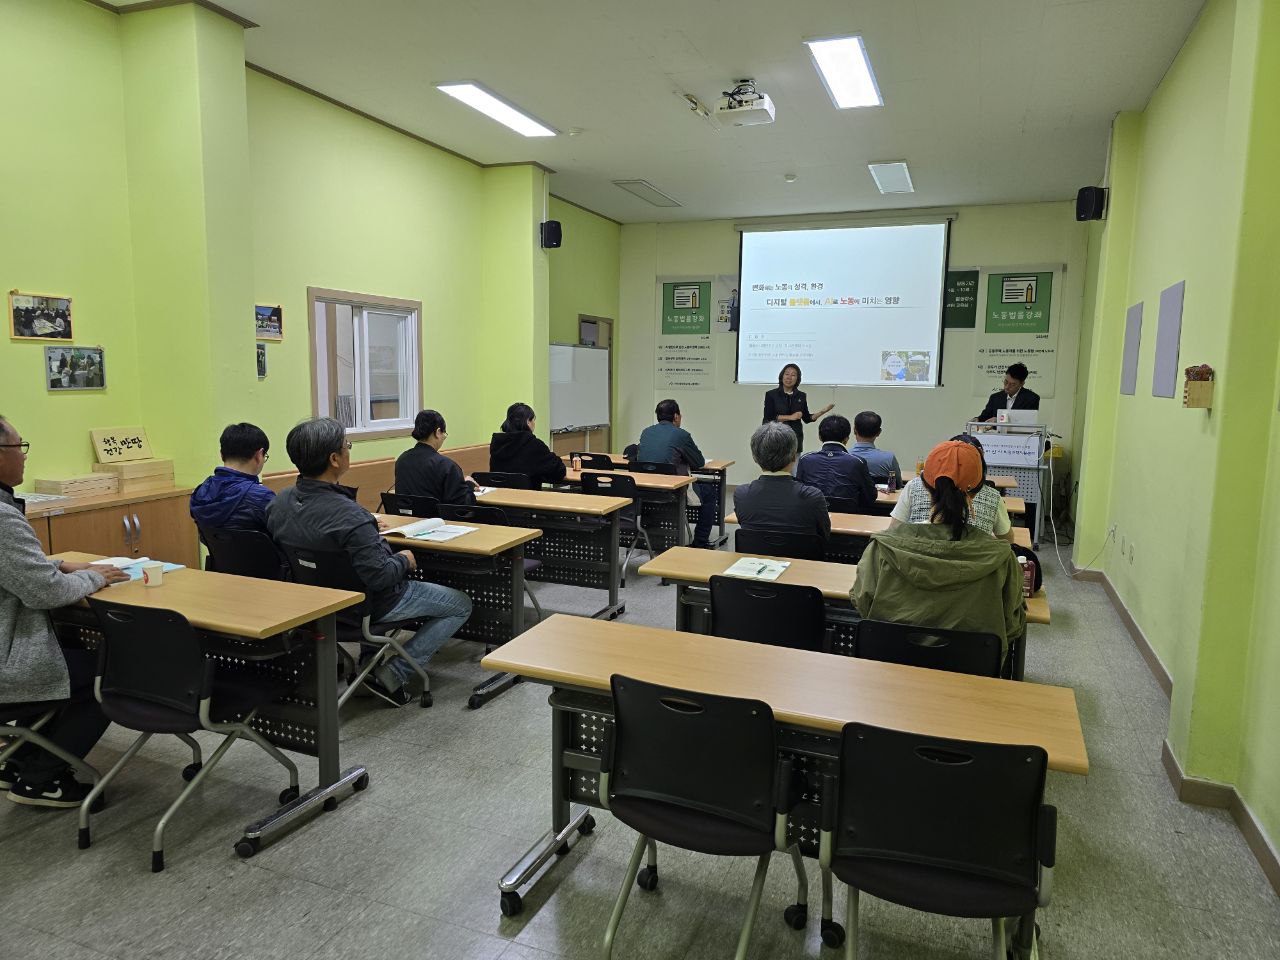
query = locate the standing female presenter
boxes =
[762,363,833,454]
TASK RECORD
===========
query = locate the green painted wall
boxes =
[547,197,620,344]
[0,0,141,480]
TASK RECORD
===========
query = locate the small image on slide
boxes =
[880,350,933,382]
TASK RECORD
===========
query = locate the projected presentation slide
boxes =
[737,222,949,386]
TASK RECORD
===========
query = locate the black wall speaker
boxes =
[1076,186,1109,221]
[540,220,562,248]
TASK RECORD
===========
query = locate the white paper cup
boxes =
[142,562,165,587]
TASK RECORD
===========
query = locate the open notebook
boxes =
[99,556,186,583]
[721,557,790,582]
[389,517,479,543]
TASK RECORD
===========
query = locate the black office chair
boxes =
[826,497,872,516]
[473,471,531,490]
[437,504,543,622]
[708,575,830,652]
[379,491,440,519]
[197,525,287,581]
[626,460,677,476]
[571,452,615,470]
[818,723,1055,959]
[581,472,651,587]
[280,544,435,708]
[853,620,1004,678]
[0,701,101,796]
[598,675,808,960]
[735,529,826,562]
[79,600,299,872]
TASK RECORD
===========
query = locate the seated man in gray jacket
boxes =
[732,422,831,540]
[0,415,128,808]
[267,418,472,707]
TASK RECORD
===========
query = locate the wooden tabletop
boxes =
[724,512,1033,548]
[564,454,735,472]
[476,487,630,515]
[377,515,542,556]
[904,471,1017,490]
[639,546,856,601]
[879,489,1026,514]
[482,615,1087,775]
[563,468,693,491]
[52,551,363,640]
[23,486,195,519]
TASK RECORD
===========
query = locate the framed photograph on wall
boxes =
[256,342,267,379]
[45,346,104,391]
[11,291,73,341]
[255,304,283,340]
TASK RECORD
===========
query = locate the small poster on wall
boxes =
[656,278,715,390]
[256,342,267,379]
[255,304,283,340]
[11,292,73,341]
[972,269,1059,398]
[45,346,104,391]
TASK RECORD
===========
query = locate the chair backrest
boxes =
[473,471,531,490]
[87,599,210,717]
[379,491,440,519]
[709,575,826,652]
[834,723,1048,893]
[627,460,677,476]
[572,452,615,471]
[608,674,778,834]
[581,471,638,500]
[734,528,826,562]
[197,524,286,582]
[279,543,372,617]
[853,619,1003,678]
[827,496,870,516]
[438,502,509,525]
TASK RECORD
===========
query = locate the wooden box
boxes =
[34,474,119,498]
[1183,380,1214,409]
[93,458,174,481]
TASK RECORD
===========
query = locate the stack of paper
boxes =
[473,486,497,496]
[722,557,791,582]
[99,557,186,583]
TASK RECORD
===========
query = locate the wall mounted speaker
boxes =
[540,220,562,248]
[1076,186,1108,221]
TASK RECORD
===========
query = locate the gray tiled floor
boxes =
[3,541,1278,960]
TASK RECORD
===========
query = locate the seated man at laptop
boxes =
[395,409,474,506]
[795,414,877,511]
[189,422,276,533]
[267,418,472,706]
[733,422,830,540]
[850,411,903,486]
[636,399,717,548]
[976,362,1041,423]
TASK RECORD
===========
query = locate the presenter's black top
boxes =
[976,387,1041,423]
[489,430,567,486]
[762,387,814,451]
[395,443,474,505]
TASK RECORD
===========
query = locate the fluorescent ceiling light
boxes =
[805,35,883,109]
[612,179,682,207]
[435,82,556,137]
[868,161,914,194]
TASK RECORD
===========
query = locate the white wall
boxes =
[617,202,1088,484]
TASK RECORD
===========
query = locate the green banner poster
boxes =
[662,281,711,334]
[943,270,979,328]
[985,272,1053,334]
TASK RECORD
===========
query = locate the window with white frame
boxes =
[309,289,421,436]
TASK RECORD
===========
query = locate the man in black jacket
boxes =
[733,422,830,540]
[268,418,471,706]
[395,410,474,505]
[795,414,877,511]
[976,362,1041,423]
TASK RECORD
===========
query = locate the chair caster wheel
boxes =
[420,691,433,708]
[636,865,659,891]
[821,920,846,948]
[278,786,300,805]
[783,903,807,930]
[578,814,596,836]
[181,761,202,782]
[323,796,338,812]
[467,694,483,710]
[499,890,523,917]
[353,773,370,792]
[234,836,260,859]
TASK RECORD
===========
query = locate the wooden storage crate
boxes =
[34,474,119,498]
[93,458,175,493]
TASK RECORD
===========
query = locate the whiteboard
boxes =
[549,344,610,432]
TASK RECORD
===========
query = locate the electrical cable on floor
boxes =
[1047,452,1112,578]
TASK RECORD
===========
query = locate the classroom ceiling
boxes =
[113,0,1204,223]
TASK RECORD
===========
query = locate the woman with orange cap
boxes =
[852,440,1025,661]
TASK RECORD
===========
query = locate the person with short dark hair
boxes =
[267,418,472,706]
[977,362,1041,423]
[733,422,830,539]
[636,399,717,547]
[852,440,1026,660]
[795,414,877,510]
[850,411,902,485]
[761,363,833,454]
[488,403,566,486]
[395,410,473,505]
[189,422,275,533]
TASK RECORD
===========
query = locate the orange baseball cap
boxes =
[922,440,983,493]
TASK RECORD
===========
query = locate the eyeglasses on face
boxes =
[0,441,30,454]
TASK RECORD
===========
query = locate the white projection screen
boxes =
[736,221,950,386]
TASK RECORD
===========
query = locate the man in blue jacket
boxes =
[796,414,877,512]
[636,399,717,548]
[189,423,276,533]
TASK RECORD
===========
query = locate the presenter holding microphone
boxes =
[762,363,833,454]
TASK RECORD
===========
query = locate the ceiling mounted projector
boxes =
[715,79,776,126]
